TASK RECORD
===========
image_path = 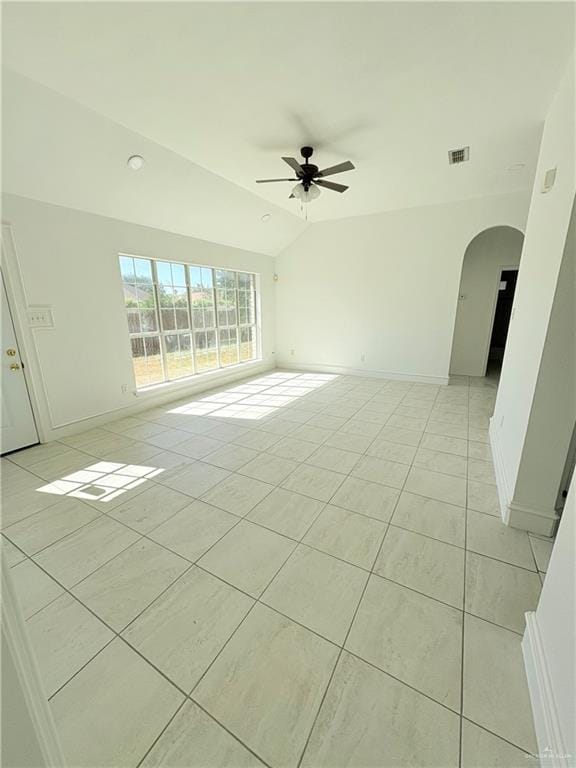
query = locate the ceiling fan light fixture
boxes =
[292,182,321,202]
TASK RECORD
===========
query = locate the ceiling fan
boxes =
[256,146,355,202]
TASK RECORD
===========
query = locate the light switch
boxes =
[27,307,55,328]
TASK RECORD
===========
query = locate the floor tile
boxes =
[301,652,460,768]
[198,520,296,597]
[468,480,501,516]
[172,434,226,460]
[529,534,554,573]
[467,510,536,569]
[469,427,490,444]
[10,559,64,618]
[340,420,382,438]
[1,534,26,567]
[156,461,230,498]
[27,593,114,697]
[289,424,333,444]
[330,476,399,522]
[51,638,183,767]
[404,466,466,506]
[463,614,537,754]
[1,485,62,529]
[307,445,360,474]
[262,544,367,644]
[194,603,339,768]
[201,473,274,516]
[467,441,492,461]
[366,438,417,465]
[468,458,497,486]
[465,552,541,633]
[141,700,265,767]
[391,492,465,547]
[2,498,99,555]
[124,567,253,691]
[375,425,423,446]
[420,433,468,457]
[413,448,467,478]
[202,443,259,471]
[351,455,409,489]
[73,539,189,631]
[149,500,238,561]
[375,526,465,608]
[233,430,282,451]
[425,420,468,439]
[303,504,387,569]
[281,463,346,502]
[106,484,192,534]
[346,575,462,710]
[268,436,318,462]
[34,517,140,588]
[461,719,531,768]
[238,453,298,485]
[246,488,324,540]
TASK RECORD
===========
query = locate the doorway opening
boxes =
[486,268,518,378]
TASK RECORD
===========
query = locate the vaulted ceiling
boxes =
[3,1,574,253]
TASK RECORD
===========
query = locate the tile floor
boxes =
[1,369,552,767]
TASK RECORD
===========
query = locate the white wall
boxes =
[523,475,575,761]
[2,194,276,441]
[490,56,575,533]
[275,192,529,383]
[450,226,524,377]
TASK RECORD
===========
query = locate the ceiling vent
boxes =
[448,146,470,165]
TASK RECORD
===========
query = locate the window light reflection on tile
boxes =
[36,462,164,503]
[166,372,339,421]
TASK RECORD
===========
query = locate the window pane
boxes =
[134,258,153,283]
[194,330,218,372]
[165,333,193,380]
[140,310,158,333]
[190,266,202,291]
[127,308,141,334]
[216,269,236,290]
[159,286,174,307]
[240,326,257,361]
[238,272,252,290]
[130,335,163,388]
[161,308,176,331]
[156,261,172,286]
[137,285,156,310]
[171,263,186,286]
[201,268,213,289]
[120,256,135,282]
[219,327,238,366]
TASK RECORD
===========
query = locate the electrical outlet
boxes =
[121,384,129,394]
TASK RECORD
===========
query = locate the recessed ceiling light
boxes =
[261,213,272,223]
[127,155,145,171]
[507,163,525,172]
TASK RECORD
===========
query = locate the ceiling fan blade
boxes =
[256,178,298,183]
[315,179,349,193]
[282,157,303,174]
[316,161,355,178]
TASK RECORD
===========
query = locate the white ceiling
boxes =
[3,2,574,223]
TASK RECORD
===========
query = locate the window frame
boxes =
[119,253,260,389]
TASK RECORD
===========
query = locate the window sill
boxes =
[133,358,268,399]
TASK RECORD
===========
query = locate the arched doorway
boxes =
[450,226,524,377]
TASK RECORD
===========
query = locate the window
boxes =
[119,255,259,389]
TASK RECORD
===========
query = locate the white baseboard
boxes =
[489,417,513,523]
[489,419,559,536]
[276,360,449,386]
[522,612,571,767]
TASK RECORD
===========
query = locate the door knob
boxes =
[10,363,20,371]
[6,348,16,357]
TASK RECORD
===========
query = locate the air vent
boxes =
[448,146,470,165]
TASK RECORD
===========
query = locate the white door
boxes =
[1,273,38,454]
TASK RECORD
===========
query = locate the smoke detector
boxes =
[448,147,470,165]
